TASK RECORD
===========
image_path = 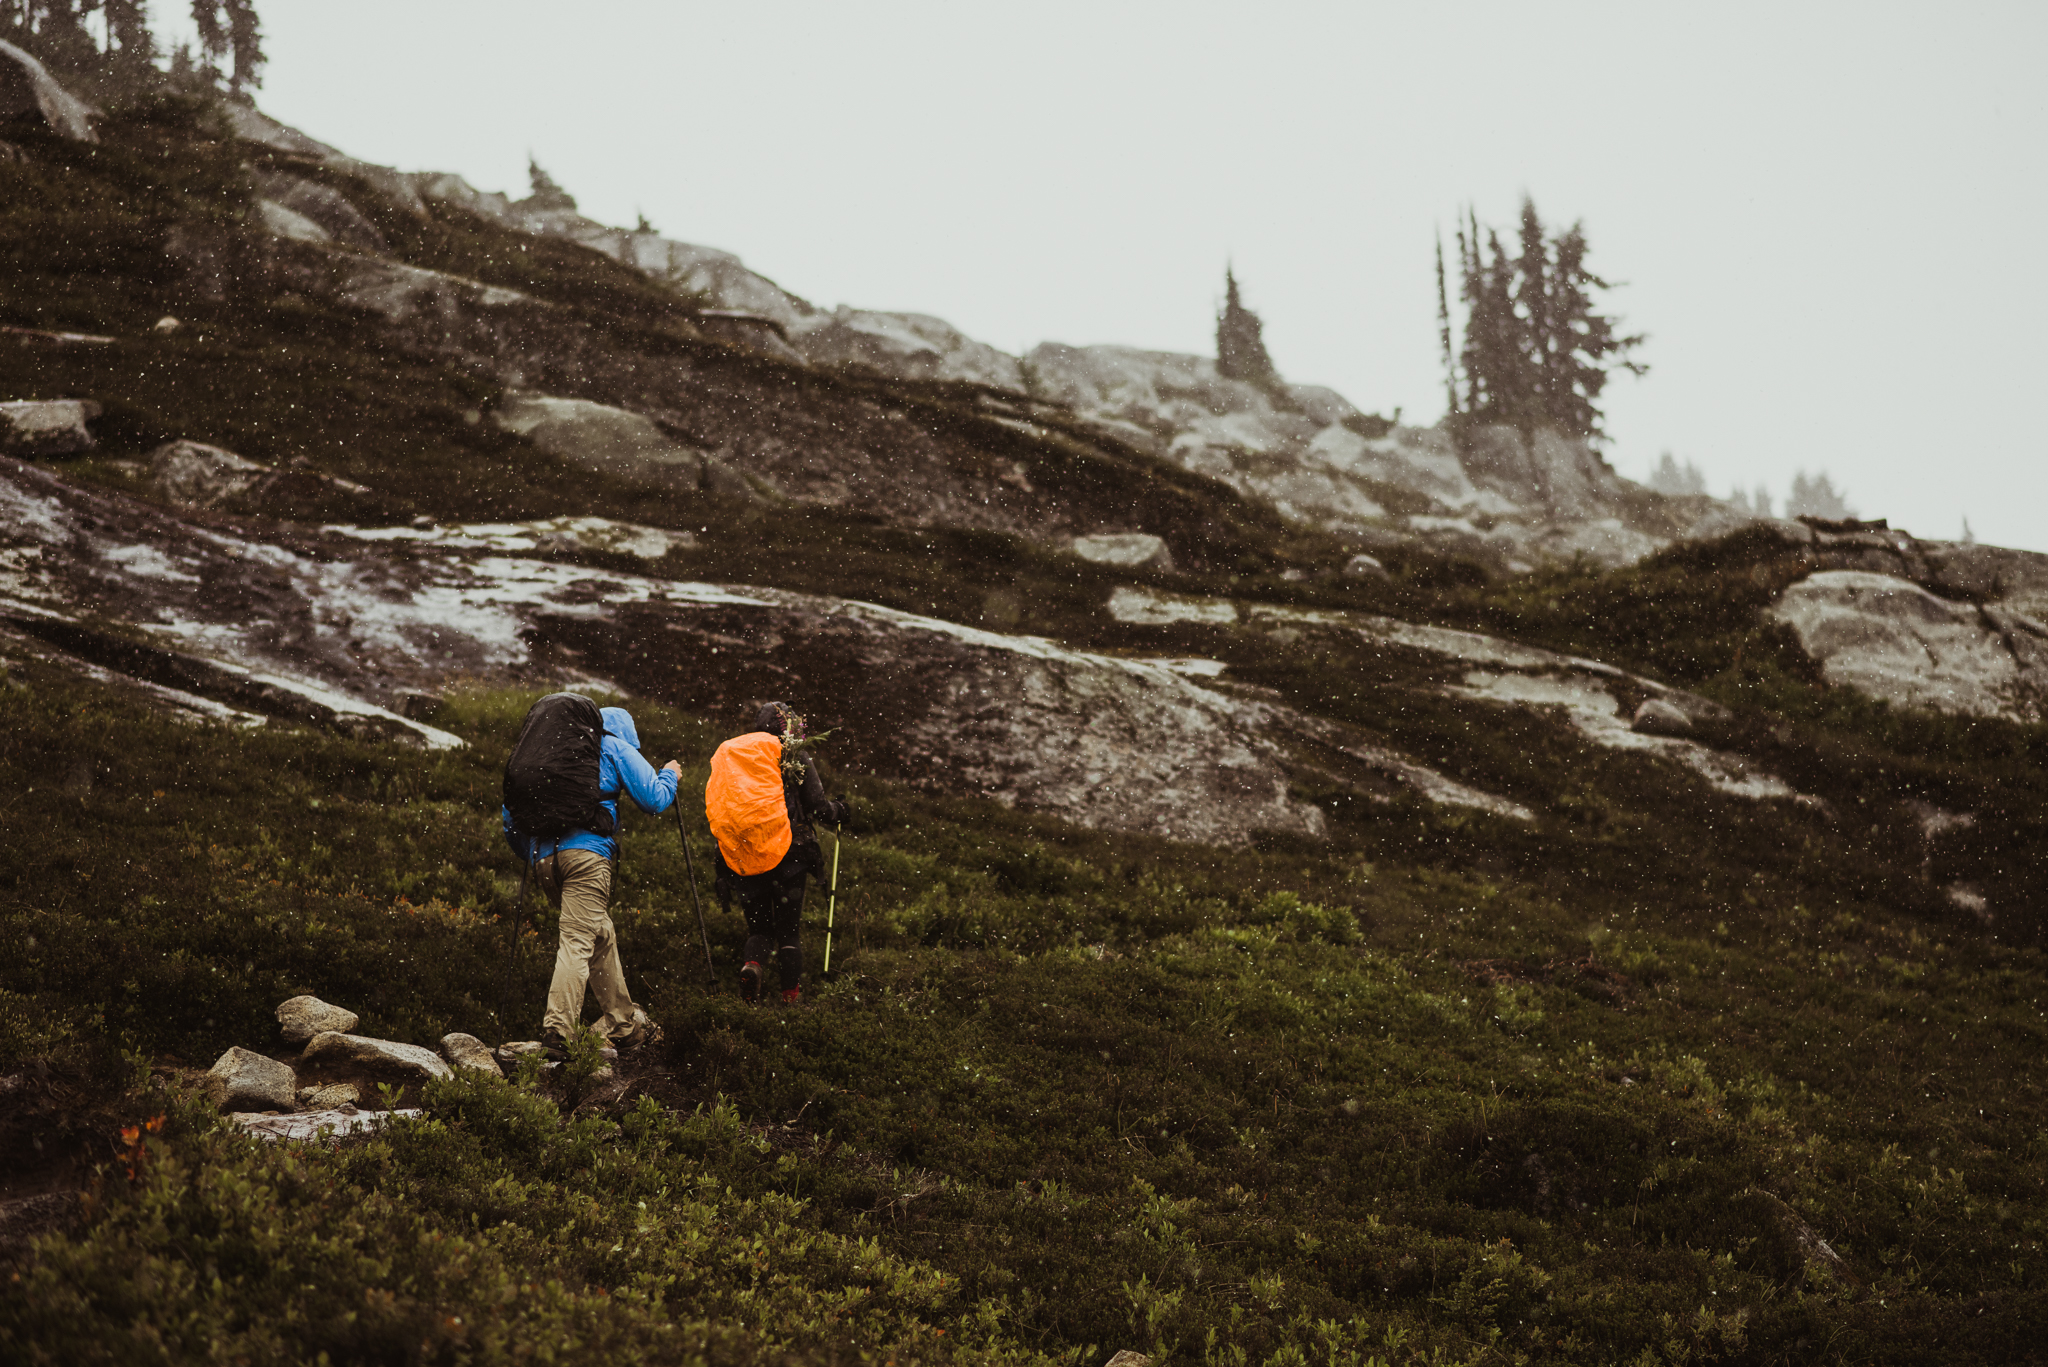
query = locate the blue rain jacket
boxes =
[502,706,677,863]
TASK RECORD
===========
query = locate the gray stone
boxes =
[0,39,97,142]
[256,199,331,244]
[277,995,359,1045]
[150,441,271,507]
[206,1046,296,1112]
[252,171,387,253]
[1521,518,1666,570]
[300,1032,453,1083]
[493,394,756,502]
[1104,1354,1152,1367]
[787,307,1025,390]
[1071,533,1174,573]
[1631,698,1694,737]
[439,1033,503,1077]
[1923,542,2048,621]
[1769,571,2048,722]
[1341,553,1389,580]
[0,399,99,457]
[296,1081,360,1109]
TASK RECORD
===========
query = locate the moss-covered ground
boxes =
[4,92,2048,1365]
[0,661,2043,1365]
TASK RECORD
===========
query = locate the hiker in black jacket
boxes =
[704,701,848,1004]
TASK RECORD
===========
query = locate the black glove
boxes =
[826,799,851,827]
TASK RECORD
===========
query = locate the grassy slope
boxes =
[1,96,2047,1365]
[0,663,2043,1365]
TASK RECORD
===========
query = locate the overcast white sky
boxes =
[166,1,2048,550]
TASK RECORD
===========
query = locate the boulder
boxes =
[0,39,97,142]
[206,1046,296,1112]
[150,441,271,507]
[0,399,99,457]
[1072,533,1174,573]
[300,1031,454,1083]
[439,1032,503,1077]
[1104,1354,1152,1367]
[277,995,359,1044]
[787,307,1026,390]
[1631,698,1694,737]
[493,394,756,502]
[1769,571,2048,722]
[296,1081,360,1109]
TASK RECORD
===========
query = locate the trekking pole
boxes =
[500,856,531,1039]
[677,805,716,988]
[823,824,844,975]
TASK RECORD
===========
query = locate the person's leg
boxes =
[542,850,615,1037]
[773,873,807,998]
[576,860,646,1041]
[737,878,775,1001]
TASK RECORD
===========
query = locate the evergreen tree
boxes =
[1785,470,1854,520]
[190,0,263,93]
[1449,196,1645,440]
[524,155,578,212]
[1435,230,1459,417]
[3,1,162,97]
[1649,452,1707,496]
[1215,266,1276,384]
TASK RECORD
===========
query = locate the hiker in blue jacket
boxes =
[501,705,680,1055]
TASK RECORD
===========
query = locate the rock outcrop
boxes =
[491,394,755,502]
[0,38,96,142]
[252,170,388,253]
[0,400,99,457]
[787,308,1025,390]
[1108,586,1805,807]
[1769,571,2048,722]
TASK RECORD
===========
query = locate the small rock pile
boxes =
[204,994,505,1128]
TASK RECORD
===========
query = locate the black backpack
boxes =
[503,693,617,843]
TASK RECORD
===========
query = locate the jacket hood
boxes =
[754,700,790,737]
[601,706,640,749]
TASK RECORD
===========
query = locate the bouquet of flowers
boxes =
[778,710,834,778]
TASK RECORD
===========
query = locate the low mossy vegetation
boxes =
[5,89,2048,1365]
[2,658,2045,1363]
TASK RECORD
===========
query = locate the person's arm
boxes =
[797,755,846,825]
[611,740,681,815]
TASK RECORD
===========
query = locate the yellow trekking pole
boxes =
[823,824,844,975]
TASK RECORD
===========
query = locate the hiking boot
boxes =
[781,986,802,1006]
[540,1030,570,1063]
[739,960,764,1002]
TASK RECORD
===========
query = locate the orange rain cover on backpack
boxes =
[706,732,792,875]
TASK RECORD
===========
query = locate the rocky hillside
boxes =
[4,53,2048,1367]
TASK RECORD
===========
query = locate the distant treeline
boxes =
[1,0,263,101]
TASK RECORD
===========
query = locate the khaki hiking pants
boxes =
[535,849,645,1040]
